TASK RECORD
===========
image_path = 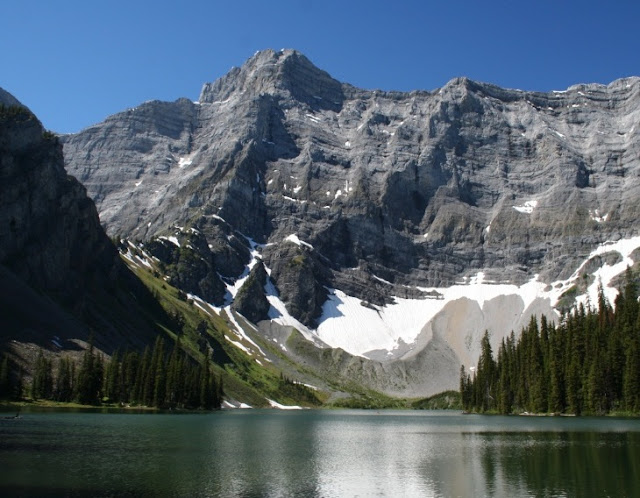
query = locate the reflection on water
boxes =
[1,409,639,497]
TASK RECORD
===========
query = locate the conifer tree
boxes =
[547,323,565,413]
[103,351,120,403]
[0,354,10,399]
[459,365,471,411]
[496,340,513,413]
[76,341,102,405]
[133,346,150,404]
[144,337,165,406]
[216,375,224,407]
[121,351,139,403]
[31,349,53,400]
[475,331,497,412]
[54,356,74,402]
[623,310,640,412]
[165,339,181,408]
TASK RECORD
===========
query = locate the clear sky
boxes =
[3,0,639,133]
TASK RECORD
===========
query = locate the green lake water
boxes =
[1,409,639,497]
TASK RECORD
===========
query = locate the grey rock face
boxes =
[144,232,227,305]
[62,50,640,329]
[262,239,331,326]
[231,260,270,323]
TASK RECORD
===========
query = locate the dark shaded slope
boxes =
[0,94,172,361]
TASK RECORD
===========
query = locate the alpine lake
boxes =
[1,408,639,497]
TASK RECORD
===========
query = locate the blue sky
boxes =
[3,0,639,133]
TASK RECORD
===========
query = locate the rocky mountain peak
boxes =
[199,48,344,111]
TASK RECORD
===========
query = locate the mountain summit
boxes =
[199,49,344,112]
[61,51,640,396]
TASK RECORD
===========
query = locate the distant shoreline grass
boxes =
[0,399,184,414]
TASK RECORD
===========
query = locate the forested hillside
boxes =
[461,270,640,415]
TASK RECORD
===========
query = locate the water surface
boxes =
[1,409,638,497]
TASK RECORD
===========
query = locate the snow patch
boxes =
[284,234,313,249]
[178,156,193,168]
[589,209,609,223]
[372,274,393,286]
[225,238,261,299]
[265,280,320,345]
[222,400,253,409]
[224,336,251,354]
[309,236,640,358]
[295,381,319,391]
[225,309,267,356]
[267,399,303,410]
[571,236,640,308]
[158,235,180,247]
[513,200,538,214]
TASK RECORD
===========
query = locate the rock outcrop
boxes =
[231,261,270,323]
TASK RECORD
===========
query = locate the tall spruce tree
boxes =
[76,341,103,405]
[475,331,497,412]
[54,356,74,402]
[31,349,53,400]
[0,354,11,399]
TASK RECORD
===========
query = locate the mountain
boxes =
[0,90,179,376]
[62,49,640,396]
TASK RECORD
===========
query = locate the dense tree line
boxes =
[461,271,640,415]
[0,353,22,400]
[1,337,222,410]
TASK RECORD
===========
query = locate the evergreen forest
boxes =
[0,336,223,410]
[461,271,640,416]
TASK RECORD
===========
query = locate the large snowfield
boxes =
[269,235,640,358]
